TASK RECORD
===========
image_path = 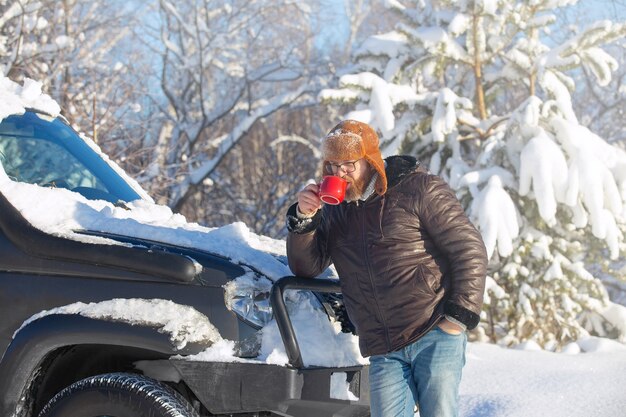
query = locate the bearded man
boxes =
[286,120,488,417]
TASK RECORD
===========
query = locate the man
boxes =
[286,120,488,417]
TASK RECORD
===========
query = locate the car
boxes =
[0,107,369,417]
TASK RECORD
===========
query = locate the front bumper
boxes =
[172,360,369,416]
[175,276,370,417]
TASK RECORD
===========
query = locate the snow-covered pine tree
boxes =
[320,0,626,349]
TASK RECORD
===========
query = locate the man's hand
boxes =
[437,318,463,335]
[297,183,323,216]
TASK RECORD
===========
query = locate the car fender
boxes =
[0,313,205,416]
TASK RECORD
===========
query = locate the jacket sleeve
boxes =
[417,174,488,330]
[285,203,332,278]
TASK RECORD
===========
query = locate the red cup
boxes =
[319,175,347,205]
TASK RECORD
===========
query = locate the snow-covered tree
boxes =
[551,0,626,148]
[321,0,626,349]
[144,0,329,218]
[1,0,44,77]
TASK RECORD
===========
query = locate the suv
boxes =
[0,110,369,417]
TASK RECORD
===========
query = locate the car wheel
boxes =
[38,372,200,417]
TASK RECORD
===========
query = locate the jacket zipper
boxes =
[360,202,392,350]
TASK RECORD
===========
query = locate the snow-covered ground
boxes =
[460,341,626,417]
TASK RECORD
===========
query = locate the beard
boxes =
[344,171,374,202]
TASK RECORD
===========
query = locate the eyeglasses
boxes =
[324,159,360,174]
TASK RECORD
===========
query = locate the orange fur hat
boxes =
[321,120,387,195]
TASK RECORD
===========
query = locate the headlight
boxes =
[224,272,326,329]
[224,272,273,329]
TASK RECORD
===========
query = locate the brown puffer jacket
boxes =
[286,155,488,357]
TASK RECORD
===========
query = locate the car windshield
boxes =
[0,111,141,204]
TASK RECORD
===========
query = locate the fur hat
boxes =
[322,120,387,195]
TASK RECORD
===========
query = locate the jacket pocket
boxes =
[415,263,439,296]
[382,255,437,300]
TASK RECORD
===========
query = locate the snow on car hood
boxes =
[0,171,291,279]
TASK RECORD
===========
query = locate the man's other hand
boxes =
[297,183,322,216]
[437,318,463,335]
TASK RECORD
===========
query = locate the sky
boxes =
[315,0,626,52]
[2,75,626,415]
[568,0,626,21]
[313,0,350,51]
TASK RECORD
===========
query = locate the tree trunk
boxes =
[472,10,487,120]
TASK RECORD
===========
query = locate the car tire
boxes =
[38,372,200,417]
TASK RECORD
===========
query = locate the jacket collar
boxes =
[384,155,420,189]
[347,155,420,206]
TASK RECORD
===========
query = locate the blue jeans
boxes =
[368,327,467,417]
